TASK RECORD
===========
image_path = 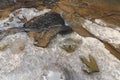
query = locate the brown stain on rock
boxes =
[0,44,8,51]
[28,27,61,47]
[59,38,80,53]
[0,12,72,48]
[80,54,99,74]
[0,8,11,20]
[19,46,25,51]
[51,0,120,60]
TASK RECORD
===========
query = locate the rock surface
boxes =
[24,12,72,47]
[52,0,120,60]
[0,10,72,47]
[59,38,80,53]
[0,32,120,80]
[0,1,120,79]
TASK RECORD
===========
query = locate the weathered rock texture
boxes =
[0,32,120,80]
[0,12,72,47]
[50,0,120,60]
[24,12,72,47]
[0,0,120,59]
[0,0,120,79]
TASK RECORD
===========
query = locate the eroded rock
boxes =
[0,12,72,48]
[24,12,72,47]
